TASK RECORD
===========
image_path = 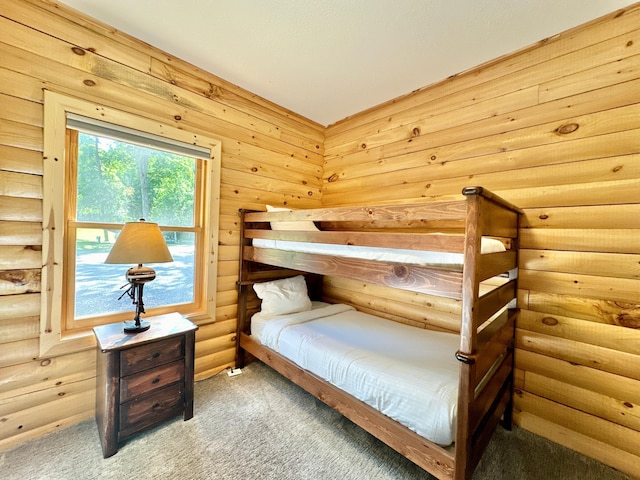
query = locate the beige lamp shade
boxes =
[105,219,173,265]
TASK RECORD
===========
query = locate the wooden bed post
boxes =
[235,208,255,368]
[455,186,522,480]
[455,188,484,480]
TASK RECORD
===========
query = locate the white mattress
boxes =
[252,303,459,446]
[253,234,504,269]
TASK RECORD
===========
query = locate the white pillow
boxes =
[266,205,319,231]
[253,275,313,316]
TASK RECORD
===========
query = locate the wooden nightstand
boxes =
[92,312,198,458]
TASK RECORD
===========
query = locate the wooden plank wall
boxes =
[0,0,323,451]
[322,4,640,478]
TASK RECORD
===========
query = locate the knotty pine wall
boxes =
[0,0,322,451]
[322,4,640,478]
[2,0,639,476]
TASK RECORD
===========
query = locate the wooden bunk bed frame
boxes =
[236,187,522,480]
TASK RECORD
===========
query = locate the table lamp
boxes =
[105,219,173,333]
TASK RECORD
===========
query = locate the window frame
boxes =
[41,91,221,357]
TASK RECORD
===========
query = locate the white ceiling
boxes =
[60,0,633,127]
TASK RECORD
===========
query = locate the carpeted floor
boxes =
[1,361,633,479]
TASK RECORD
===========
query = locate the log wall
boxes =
[2,0,640,477]
[0,0,322,451]
[322,4,640,478]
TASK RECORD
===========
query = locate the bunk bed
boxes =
[235,186,522,480]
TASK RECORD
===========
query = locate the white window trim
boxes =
[41,90,221,357]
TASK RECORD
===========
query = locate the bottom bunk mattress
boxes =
[251,302,460,446]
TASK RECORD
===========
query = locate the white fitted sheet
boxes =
[253,303,459,446]
[253,234,504,269]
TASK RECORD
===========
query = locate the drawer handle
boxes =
[152,402,161,409]
[152,352,161,359]
[152,377,160,384]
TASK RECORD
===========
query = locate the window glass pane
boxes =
[77,132,196,227]
[74,228,195,319]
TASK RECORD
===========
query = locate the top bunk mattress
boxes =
[251,302,460,446]
[252,234,505,269]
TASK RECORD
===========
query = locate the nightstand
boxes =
[92,312,198,458]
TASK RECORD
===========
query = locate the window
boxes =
[41,92,221,356]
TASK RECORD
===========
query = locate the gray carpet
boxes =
[1,361,633,480]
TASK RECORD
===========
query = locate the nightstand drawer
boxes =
[120,336,184,376]
[120,359,185,402]
[119,383,184,437]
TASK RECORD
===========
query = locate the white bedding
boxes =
[252,303,459,446]
[253,235,504,269]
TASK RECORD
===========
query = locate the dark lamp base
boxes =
[123,320,151,333]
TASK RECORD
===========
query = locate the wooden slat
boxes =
[0,92,42,126]
[500,178,640,210]
[0,65,44,104]
[525,291,640,328]
[479,200,520,237]
[476,280,516,329]
[0,245,41,269]
[246,229,466,252]
[0,376,94,418]
[478,251,517,281]
[0,269,40,296]
[516,329,640,381]
[471,350,512,417]
[221,168,321,200]
[245,200,468,223]
[0,389,93,442]
[246,247,465,298]
[519,270,640,303]
[0,196,42,222]
[194,352,235,380]
[518,309,640,354]
[0,292,39,320]
[475,309,515,384]
[0,118,41,152]
[0,315,38,343]
[520,228,640,254]
[0,221,41,246]
[0,171,41,199]
[520,249,640,279]
[522,203,640,229]
[0,144,43,176]
[539,52,640,102]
